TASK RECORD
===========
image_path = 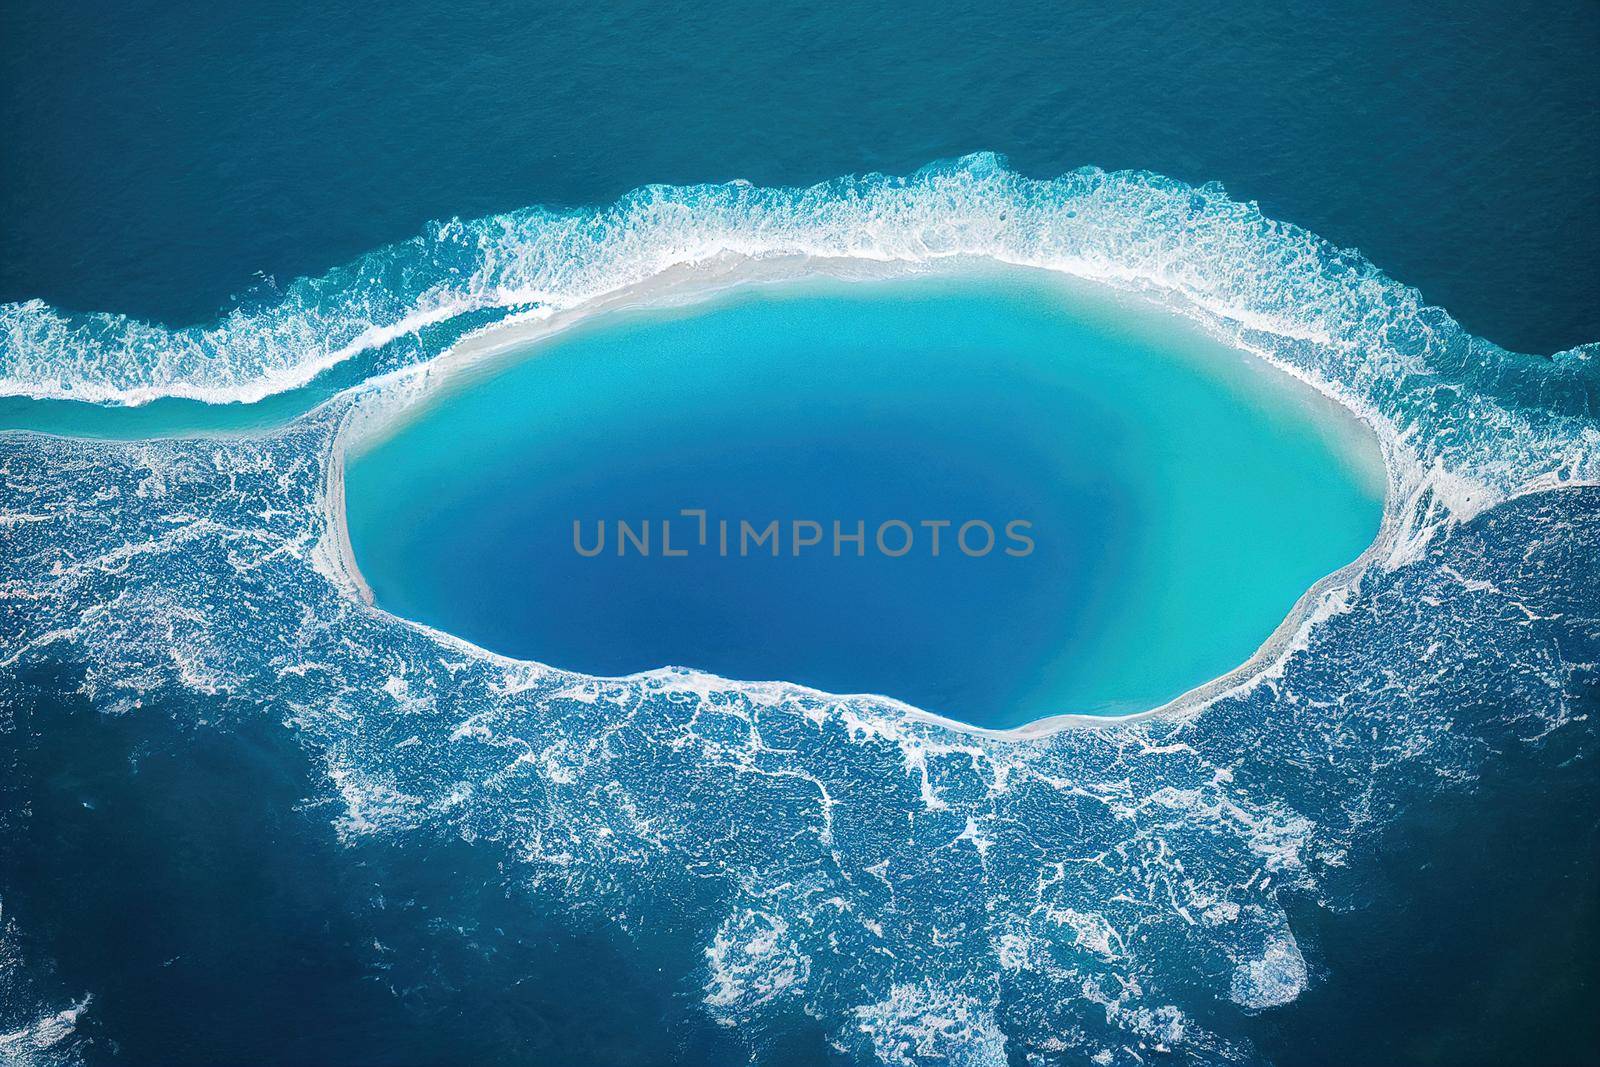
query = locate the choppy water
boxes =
[1,153,1597,1065]
[2,2,1599,1063]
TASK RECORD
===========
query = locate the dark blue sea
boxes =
[1,2,1597,1065]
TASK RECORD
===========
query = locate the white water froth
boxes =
[4,154,1596,524]
[2,158,1598,1066]
[1,426,1595,1064]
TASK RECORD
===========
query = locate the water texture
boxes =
[2,3,1598,1060]
[343,271,1383,725]
[0,157,1597,1063]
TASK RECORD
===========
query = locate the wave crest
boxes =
[2,158,1599,1062]
[4,155,1596,520]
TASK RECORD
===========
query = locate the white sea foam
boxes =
[703,908,811,1017]
[2,418,1595,1064]
[2,157,1597,1065]
[1229,936,1309,1011]
[5,155,1596,515]
[0,996,91,1067]
[852,984,1008,1067]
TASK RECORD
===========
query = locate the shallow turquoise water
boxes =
[0,0,1593,1062]
[344,270,1384,727]
[0,386,328,439]
[2,1,1595,1058]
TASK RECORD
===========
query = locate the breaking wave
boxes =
[2,156,1598,1064]
[3,155,1596,493]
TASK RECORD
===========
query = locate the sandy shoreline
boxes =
[315,252,1404,740]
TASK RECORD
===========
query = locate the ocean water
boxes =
[2,3,1599,1066]
[345,271,1383,726]
[2,0,1596,355]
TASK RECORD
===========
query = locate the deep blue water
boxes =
[2,0,1596,354]
[1,3,1598,1066]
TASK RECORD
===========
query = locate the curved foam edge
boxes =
[12,155,1600,736]
[4,155,1596,498]
[305,232,1596,734]
[2,185,1595,1056]
[307,254,1407,736]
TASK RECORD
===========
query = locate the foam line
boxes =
[3,156,1594,505]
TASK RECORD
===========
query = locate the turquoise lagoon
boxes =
[343,269,1385,729]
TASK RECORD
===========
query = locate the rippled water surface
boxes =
[2,2,1597,1064]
